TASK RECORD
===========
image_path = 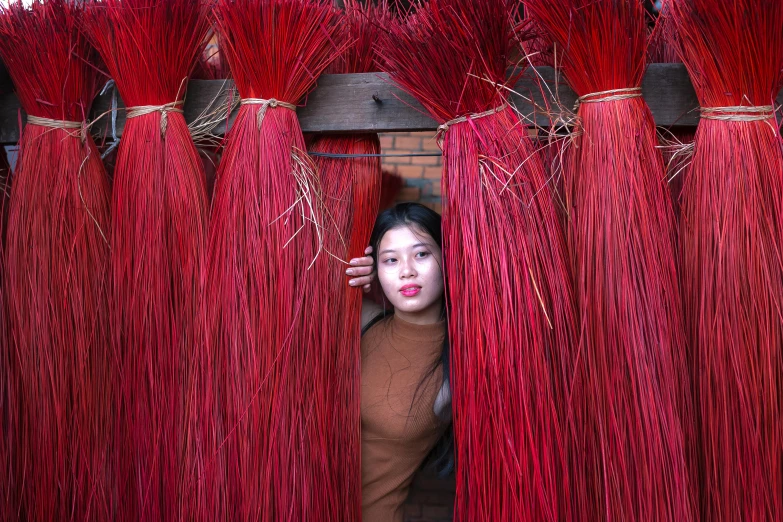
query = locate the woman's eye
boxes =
[415,251,429,259]
[383,258,397,264]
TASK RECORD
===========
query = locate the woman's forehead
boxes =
[379,225,437,250]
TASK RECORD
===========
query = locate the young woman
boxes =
[346,202,453,522]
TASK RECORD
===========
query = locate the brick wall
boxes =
[380,131,443,214]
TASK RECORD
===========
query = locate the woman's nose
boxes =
[399,257,417,278]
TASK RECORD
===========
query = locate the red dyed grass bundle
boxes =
[82,0,210,519]
[0,152,13,522]
[378,1,577,520]
[0,1,112,520]
[309,135,380,522]
[670,1,783,519]
[206,0,344,519]
[524,1,696,520]
[308,4,386,516]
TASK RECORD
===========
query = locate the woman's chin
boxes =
[391,296,439,316]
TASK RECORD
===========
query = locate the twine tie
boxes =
[700,105,775,122]
[241,98,297,128]
[125,100,184,136]
[436,104,508,143]
[574,87,643,110]
[26,115,86,142]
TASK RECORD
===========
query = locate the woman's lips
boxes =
[400,284,421,297]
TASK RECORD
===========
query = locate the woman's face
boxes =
[376,225,444,324]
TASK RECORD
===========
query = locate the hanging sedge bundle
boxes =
[524,1,696,520]
[308,3,387,516]
[81,0,210,519]
[669,1,783,519]
[0,1,112,520]
[0,151,12,522]
[206,0,344,519]
[307,134,379,522]
[378,1,577,520]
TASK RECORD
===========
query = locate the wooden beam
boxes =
[0,91,20,145]
[0,63,780,145]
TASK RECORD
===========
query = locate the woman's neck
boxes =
[394,299,444,325]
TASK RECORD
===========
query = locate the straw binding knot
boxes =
[574,87,643,110]
[700,105,775,122]
[241,97,297,128]
[26,115,87,142]
[436,104,508,143]
[125,100,185,136]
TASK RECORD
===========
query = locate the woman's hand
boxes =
[346,246,375,293]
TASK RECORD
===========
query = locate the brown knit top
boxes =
[361,314,447,522]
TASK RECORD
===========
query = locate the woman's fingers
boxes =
[349,255,374,268]
[348,275,374,287]
[346,265,373,277]
[347,246,375,288]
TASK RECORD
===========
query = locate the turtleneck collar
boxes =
[391,314,446,344]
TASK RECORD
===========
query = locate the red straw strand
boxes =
[0,2,112,521]
[0,151,13,522]
[309,133,381,522]
[378,2,577,520]
[670,1,783,519]
[206,1,345,520]
[81,0,210,519]
[524,1,696,520]
[328,0,391,75]
[307,4,387,519]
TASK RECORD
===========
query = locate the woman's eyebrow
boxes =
[381,243,431,255]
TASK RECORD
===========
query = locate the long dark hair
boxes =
[364,202,454,476]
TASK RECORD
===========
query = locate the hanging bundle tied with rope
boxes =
[0,1,112,520]
[524,0,697,520]
[81,0,211,519]
[670,0,783,520]
[204,0,348,520]
[378,1,577,520]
